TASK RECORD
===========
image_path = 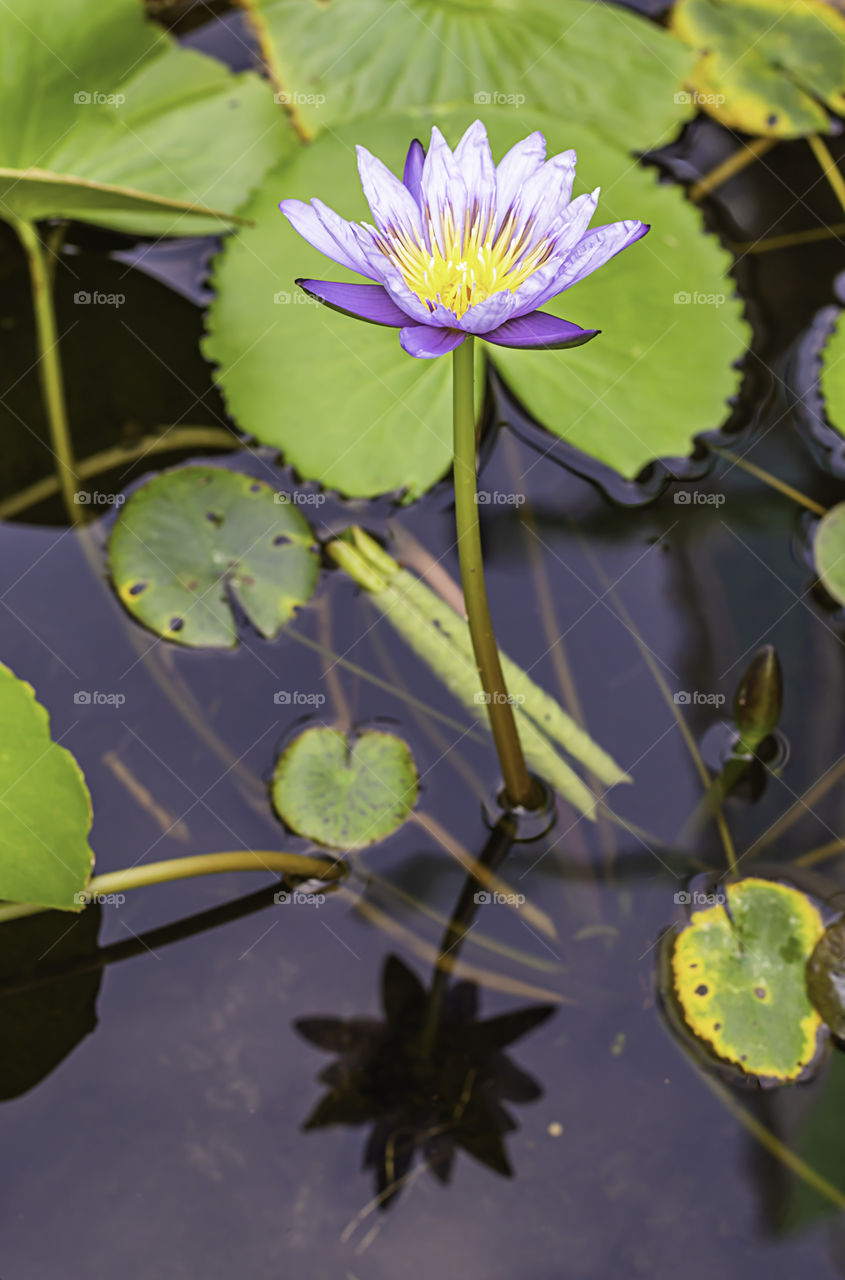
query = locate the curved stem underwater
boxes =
[11,217,80,522]
[451,338,540,810]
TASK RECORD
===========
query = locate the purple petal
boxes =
[279,198,374,278]
[503,150,577,245]
[529,219,649,309]
[454,120,495,222]
[356,145,422,239]
[482,311,599,350]
[296,279,412,327]
[399,325,466,359]
[403,139,425,206]
[504,189,601,317]
[456,290,519,334]
[420,126,468,254]
[563,220,650,289]
[495,132,547,226]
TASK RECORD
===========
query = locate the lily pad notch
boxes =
[272,726,419,849]
[670,877,827,1083]
[109,465,321,648]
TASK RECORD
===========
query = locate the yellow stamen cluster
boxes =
[374,202,553,319]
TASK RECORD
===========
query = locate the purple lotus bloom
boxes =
[279,121,648,360]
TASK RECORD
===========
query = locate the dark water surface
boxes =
[3,4,845,1278]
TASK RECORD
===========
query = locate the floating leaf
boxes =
[806,917,845,1038]
[0,664,94,910]
[670,0,845,138]
[272,727,418,849]
[245,0,693,149]
[820,313,845,456]
[0,907,101,1100]
[0,0,292,235]
[814,502,845,607]
[206,107,746,494]
[671,878,825,1082]
[327,527,630,817]
[109,465,320,648]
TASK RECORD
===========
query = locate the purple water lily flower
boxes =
[279,121,648,360]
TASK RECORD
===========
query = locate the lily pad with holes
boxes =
[272,727,418,849]
[670,0,845,138]
[0,663,94,910]
[109,465,320,648]
[671,878,826,1081]
[814,503,845,608]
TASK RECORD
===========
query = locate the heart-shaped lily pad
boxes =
[813,502,845,608]
[0,663,94,910]
[109,465,320,648]
[272,727,418,849]
[671,878,826,1081]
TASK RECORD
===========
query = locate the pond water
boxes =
[3,3,845,1278]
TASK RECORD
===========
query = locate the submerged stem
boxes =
[11,217,80,522]
[451,338,540,810]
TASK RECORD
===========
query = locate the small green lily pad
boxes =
[0,663,94,910]
[807,917,845,1038]
[272,727,418,849]
[672,878,825,1081]
[109,465,320,648]
[671,0,845,138]
[814,502,845,608]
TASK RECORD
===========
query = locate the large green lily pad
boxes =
[109,465,321,648]
[243,0,693,148]
[670,0,845,138]
[272,727,418,849]
[671,878,826,1081]
[205,107,746,494]
[812,502,845,608]
[0,0,293,235]
[0,664,94,910]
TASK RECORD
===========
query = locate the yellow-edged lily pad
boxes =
[672,878,826,1081]
[671,0,845,138]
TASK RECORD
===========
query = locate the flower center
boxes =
[375,205,553,319]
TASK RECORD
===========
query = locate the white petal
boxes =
[454,120,496,224]
[420,125,468,255]
[356,145,423,239]
[494,131,547,225]
[279,198,375,278]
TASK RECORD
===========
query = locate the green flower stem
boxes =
[421,815,516,1054]
[0,850,346,925]
[452,337,540,810]
[12,217,80,522]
